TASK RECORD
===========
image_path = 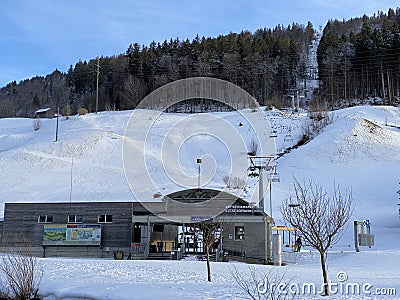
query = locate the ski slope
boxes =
[0,105,400,299]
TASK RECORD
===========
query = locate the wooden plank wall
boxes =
[222,222,266,262]
[2,202,138,258]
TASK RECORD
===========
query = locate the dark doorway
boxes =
[133,224,142,243]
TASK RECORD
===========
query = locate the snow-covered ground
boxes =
[38,250,400,299]
[1,105,400,299]
[0,108,274,212]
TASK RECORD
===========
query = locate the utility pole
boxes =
[248,156,278,215]
[95,57,100,114]
[259,167,264,210]
[287,88,303,112]
[55,107,59,142]
[69,156,74,203]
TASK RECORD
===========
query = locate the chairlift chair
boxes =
[284,134,293,142]
[248,172,259,178]
[267,172,280,183]
[269,130,278,138]
[248,166,256,172]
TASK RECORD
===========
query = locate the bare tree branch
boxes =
[230,265,296,300]
[279,178,354,296]
[198,221,221,282]
[0,235,43,299]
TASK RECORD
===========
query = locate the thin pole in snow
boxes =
[95,57,100,114]
[69,156,73,203]
[55,107,59,142]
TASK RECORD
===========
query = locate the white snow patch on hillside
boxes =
[272,106,400,251]
[1,105,400,299]
[0,109,275,214]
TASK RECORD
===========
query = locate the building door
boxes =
[132,223,149,253]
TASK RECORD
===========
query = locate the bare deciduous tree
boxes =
[223,175,230,187]
[0,235,43,299]
[33,117,41,131]
[280,178,354,296]
[248,138,259,156]
[223,175,246,189]
[62,103,72,120]
[198,221,221,282]
[249,99,258,112]
[301,110,334,144]
[231,265,296,300]
[77,107,88,116]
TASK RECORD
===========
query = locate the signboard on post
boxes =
[354,220,374,252]
[43,224,101,246]
[358,233,374,247]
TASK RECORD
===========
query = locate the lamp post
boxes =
[197,158,202,189]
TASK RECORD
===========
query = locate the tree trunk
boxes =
[319,250,329,296]
[381,63,386,99]
[387,70,392,105]
[206,247,211,282]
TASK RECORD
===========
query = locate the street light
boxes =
[197,158,202,189]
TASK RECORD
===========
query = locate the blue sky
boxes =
[0,0,397,88]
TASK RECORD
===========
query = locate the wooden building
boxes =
[33,108,55,119]
[0,189,274,263]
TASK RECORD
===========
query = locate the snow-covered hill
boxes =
[0,108,276,212]
[1,106,400,244]
[0,111,135,207]
[1,105,400,299]
[273,106,400,251]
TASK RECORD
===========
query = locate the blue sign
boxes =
[363,219,370,228]
[190,216,212,222]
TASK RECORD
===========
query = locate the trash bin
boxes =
[170,250,178,260]
[223,251,229,262]
[114,250,124,260]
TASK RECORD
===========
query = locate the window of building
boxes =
[234,225,245,240]
[38,215,53,223]
[68,214,83,223]
[98,214,112,223]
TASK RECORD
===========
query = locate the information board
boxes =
[43,224,101,246]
